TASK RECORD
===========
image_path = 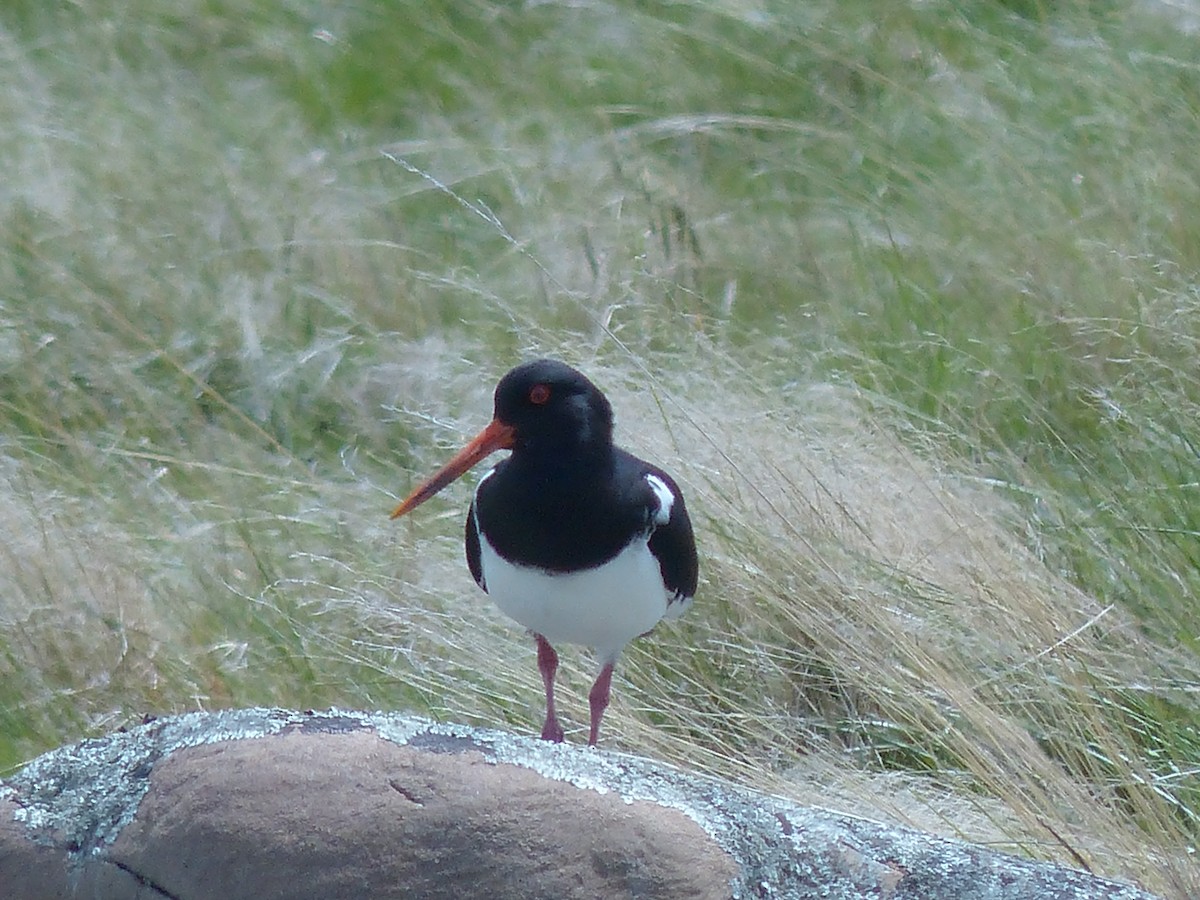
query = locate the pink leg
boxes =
[535,634,565,743]
[587,659,616,747]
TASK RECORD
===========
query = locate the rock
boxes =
[0,709,1162,899]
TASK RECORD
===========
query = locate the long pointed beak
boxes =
[390,418,515,519]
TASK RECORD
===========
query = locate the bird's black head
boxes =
[493,359,614,455]
[389,358,616,520]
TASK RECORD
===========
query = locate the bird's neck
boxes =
[479,442,636,571]
[510,440,614,484]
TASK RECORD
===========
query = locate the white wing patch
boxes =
[644,473,674,525]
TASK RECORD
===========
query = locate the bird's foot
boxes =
[540,715,565,743]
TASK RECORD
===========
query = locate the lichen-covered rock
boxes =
[0,709,1162,900]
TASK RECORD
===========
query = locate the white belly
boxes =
[479,533,670,658]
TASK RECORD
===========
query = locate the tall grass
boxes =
[1,1,1198,894]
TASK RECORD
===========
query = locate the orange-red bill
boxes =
[390,418,515,519]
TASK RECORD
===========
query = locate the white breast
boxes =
[478,531,671,659]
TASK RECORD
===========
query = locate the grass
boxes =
[1,0,1199,894]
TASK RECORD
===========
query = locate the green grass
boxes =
[2,0,1200,894]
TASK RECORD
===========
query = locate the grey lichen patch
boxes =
[364,713,482,751]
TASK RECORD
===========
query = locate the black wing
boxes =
[464,499,486,592]
[644,465,699,604]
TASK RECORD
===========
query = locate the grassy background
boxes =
[2,0,1199,894]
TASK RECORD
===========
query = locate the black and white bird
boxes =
[391,359,698,746]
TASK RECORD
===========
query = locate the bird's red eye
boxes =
[529,384,551,405]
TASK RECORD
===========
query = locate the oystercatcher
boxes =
[391,359,698,746]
